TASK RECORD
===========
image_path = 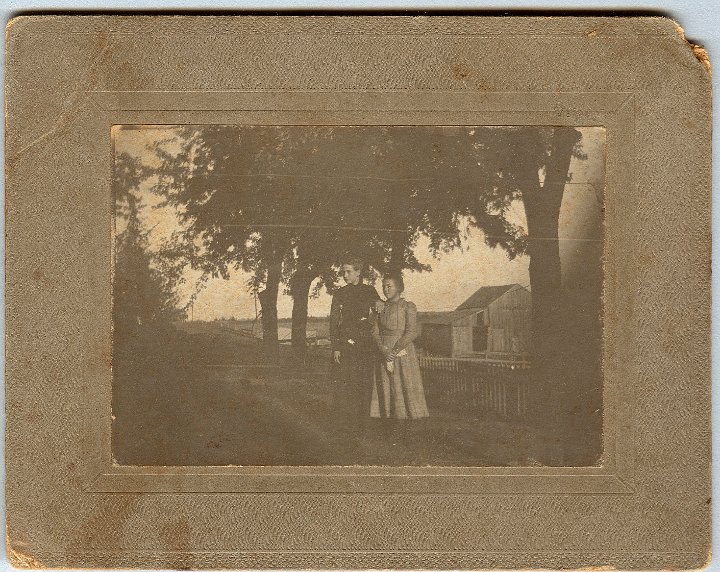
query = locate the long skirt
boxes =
[370,342,429,419]
[332,343,375,435]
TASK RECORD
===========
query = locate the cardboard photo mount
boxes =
[5,15,711,570]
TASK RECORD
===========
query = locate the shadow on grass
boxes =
[113,321,555,467]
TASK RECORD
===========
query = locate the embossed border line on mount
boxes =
[84,91,634,495]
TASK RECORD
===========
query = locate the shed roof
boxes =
[456,284,521,311]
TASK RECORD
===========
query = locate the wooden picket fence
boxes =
[418,356,531,419]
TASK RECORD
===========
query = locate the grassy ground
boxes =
[112,320,546,466]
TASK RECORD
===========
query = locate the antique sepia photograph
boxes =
[6,15,711,569]
[111,124,605,468]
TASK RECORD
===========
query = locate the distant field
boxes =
[208,317,332,342]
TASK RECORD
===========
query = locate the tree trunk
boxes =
[257,255,282,362]
[290,266,316,365]
[521,127,581,465]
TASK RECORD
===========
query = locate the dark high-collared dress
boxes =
[329,282,380,428]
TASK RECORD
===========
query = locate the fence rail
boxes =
[418,356,530,419]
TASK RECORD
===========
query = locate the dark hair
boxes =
[341,257,365,273]
[383,272,405,293]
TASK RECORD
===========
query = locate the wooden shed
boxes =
[417,284,532,359]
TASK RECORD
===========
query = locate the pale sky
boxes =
[114,126,604,319]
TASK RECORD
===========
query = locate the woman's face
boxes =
[382,278,399,299]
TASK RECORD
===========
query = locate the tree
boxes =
[152,126,298,360]
[278,127,433,362]
[113,151,184,338]
[514,128,585,425]
[267,125,532,362]
[461,126,589,464]
[150,126,400,362]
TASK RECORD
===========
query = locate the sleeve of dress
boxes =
[371,310,384,351]
[392,301,419,352]
[329,292,342,351]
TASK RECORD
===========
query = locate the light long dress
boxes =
[370,298,430,419]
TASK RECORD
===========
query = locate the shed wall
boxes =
[486,286,532,354]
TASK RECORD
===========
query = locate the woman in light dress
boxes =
[370,273,430,429]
